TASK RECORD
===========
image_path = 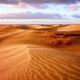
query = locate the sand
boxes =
[57,24,80,31]
[0,25,80,80]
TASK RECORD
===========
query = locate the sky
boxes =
[0,0,80,19]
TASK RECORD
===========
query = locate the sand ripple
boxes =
[0,45,31,80]
[26,47,80,80]
[0,45,80,80]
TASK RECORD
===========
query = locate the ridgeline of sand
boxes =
[57,24,80,31]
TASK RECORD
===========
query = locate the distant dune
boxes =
[0,24,80,47]
[57,24,80,31]
[0,24,80,80]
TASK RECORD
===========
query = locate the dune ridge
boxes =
[57,24,80,31]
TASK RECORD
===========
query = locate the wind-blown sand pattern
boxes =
[0,24,80,80]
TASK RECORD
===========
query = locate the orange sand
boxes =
[0,25,80,80]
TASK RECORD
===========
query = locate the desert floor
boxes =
[0,26,80,80]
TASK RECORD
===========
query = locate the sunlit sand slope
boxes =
[0,45,80,80]
[0,45,31,80]
[57,24,80,31]
[26,46,80,80]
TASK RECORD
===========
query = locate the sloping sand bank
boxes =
[0,44,80,80]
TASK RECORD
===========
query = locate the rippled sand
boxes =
[0,25,80,80]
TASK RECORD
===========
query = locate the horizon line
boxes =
[0,19,80,24]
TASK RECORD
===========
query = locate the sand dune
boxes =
[0,44,80,80]
[0,25,80,80]
[57,24,80,31]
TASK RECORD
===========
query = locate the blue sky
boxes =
[0,0,80,19]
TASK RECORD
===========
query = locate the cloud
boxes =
[0,12,63,19]
[0,0,18,4]
[0,0,80,4]
[68,4,78,11]
[0,0,80,10]
[72,14,80,18]
[0,0,80,19]
[21,0,80,4]
[30,4,49,9]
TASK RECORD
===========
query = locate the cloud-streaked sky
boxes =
[0,0,80,19]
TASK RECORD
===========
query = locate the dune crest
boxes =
[57,24,80,31]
